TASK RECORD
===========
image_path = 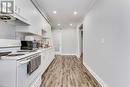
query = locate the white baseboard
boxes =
[83,62,109,87]
[76,54,81,58]
[55,53,80,60]
[56,53,77,56]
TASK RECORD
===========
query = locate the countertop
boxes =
[0,47,54,60]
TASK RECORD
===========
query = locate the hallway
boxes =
[41,55,102,87]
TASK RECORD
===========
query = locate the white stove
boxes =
[0,39,42,87]
[0,50,42,87]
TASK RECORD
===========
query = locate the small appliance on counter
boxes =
[21,40,38,50]
[0,32,42,87]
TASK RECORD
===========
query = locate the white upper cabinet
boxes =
[0,0,30,25]
[42,23,53,46]
[16,0,45,36]
[43,23,52,38]
[14,0,27,19]
[14,0,38,25]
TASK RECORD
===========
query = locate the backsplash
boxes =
[0,23,16,39]
[0,39,21,52]
[0,23,25,40]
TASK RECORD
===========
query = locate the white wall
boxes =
[0,23,25,40]
[0,24,16,39]
[52,29,62,53]
[52,28,78,55]
[62,28,78,55]
[83,0,130,87]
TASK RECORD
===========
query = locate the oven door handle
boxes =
[19,59,31,65]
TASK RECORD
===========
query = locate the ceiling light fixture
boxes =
[70,24,73,26]
[53,11,57,14]
[57,24,61,26]
[73,11,78,15]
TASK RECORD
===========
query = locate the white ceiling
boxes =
[35,0,93,28]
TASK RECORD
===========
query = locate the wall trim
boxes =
[83,62,109,87]
[55,53,78,56]
[61,53,77,56]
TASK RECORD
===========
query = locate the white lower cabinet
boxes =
[0,48,54,87]
[40,48,55,75]
[28,48,55,87]
[45,49,55,69]
[29,76,41,87]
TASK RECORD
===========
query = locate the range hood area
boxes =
[0,0,31,26]
[0,14,30,26]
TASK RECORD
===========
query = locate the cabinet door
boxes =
[15,0,46,36]
[43,23,52,38]
[40,49,55,75]
[45,50,50,67]
[15,0,43,35]
[36,13,44,36]
[50,49,55,63]
[26,0,43,35]
[45,49,55,67]
[15,0,28,21]
[40,51,47,74]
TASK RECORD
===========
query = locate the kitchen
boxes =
[0,0,55,87]
[0,0,130,87]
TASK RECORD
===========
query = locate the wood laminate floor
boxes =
[41,55,102,87]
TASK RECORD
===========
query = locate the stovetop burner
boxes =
[7,54,25,56]
[0,52,12,57]
[17,49,37,53]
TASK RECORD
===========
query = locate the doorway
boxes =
[52,29,62,54]
[79,24,83,63]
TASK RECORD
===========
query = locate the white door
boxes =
[52,29,62,54]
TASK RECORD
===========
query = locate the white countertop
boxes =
[0,47,54,60]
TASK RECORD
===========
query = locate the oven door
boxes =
[17,58,31,87]
[17,54,41,87]
[27,55,41,87]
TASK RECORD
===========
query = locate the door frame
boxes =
[55,29,62,55]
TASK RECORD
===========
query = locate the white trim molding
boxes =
[55,53,79,57]
[83,62,109,87]
[60,53,77,56]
